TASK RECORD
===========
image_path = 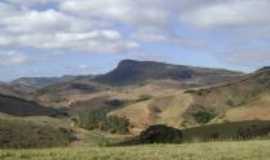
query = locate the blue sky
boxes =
[0,0,270,81]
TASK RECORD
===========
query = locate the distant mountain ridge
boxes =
[0,59,245,122]
[94,59,243,86]
[2,59,270,135]
[11,75,78,89]
[256,66,270,73]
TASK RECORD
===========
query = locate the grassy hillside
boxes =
[184,69,270,125]
[30,59,245,132]
[0,117,74,149]
[183,120,270,142]
[35,80,109,108]
[33,68,270,134]
[11,76,78,89]
[1,140,270,160]
[109,69,270,132]
[110,90,193,133]
[0,83,31,99]
[0,94,63,117]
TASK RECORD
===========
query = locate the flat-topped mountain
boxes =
[33,59,243,109]
[94,59,242,86]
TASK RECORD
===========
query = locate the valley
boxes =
[1,59,270,159]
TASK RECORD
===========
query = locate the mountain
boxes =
[112,66,270,131]
[0,76,78,100]
[94,59,242,86]
[11,75,78,90]
[0,82,30,99]
[256,66,270,73]
[33,59,242,109]
[2,59,270,144]
[103,65,270,133]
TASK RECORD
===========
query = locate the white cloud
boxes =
[226,49,270,66]
[5,0,63,7]
[0,2,20,17]
[0,51,29,65]
[0,30,139,53]
[181,0,270,28]
[1,9,93,33]
[1,0,270,67]
[0,5,139,53]
[60,0,169,28]
[132,29,207,50]
[79,64,89,70]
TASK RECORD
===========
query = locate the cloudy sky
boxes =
[0,0,270,81]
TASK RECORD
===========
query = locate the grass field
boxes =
[0,140,269,160]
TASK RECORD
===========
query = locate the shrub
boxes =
[193,111,216,124]
[136,95,152,102]
[139,125,183,144]
[237,126,270,140]
[105,99,125,107]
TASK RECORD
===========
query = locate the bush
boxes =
[193,111,216,124]
[237,125,270,140]
[136,95,152,102]
[105,99,125,107]
[139,125,183,144]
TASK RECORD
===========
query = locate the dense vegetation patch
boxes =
[192,111,216,124]
[76,109,129,134]
[118,125,183,145]
[121,121,270,145]
[183,120,270,142]
[0,119,74,149]
[139,125,183,144]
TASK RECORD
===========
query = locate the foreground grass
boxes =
[1,140,269,160]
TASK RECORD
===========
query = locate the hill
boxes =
[108,67,270,132]
[11,75,78,90]
[0,93,63,116]
[0,75,78,100]
[0,117,74,148]
[182,68,270,125]
[0,83,31,99]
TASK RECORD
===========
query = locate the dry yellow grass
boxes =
[1,140,270,160]
[110,90,194,133]
[225,94,270,121]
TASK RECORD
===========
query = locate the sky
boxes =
[0,0,270,81]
